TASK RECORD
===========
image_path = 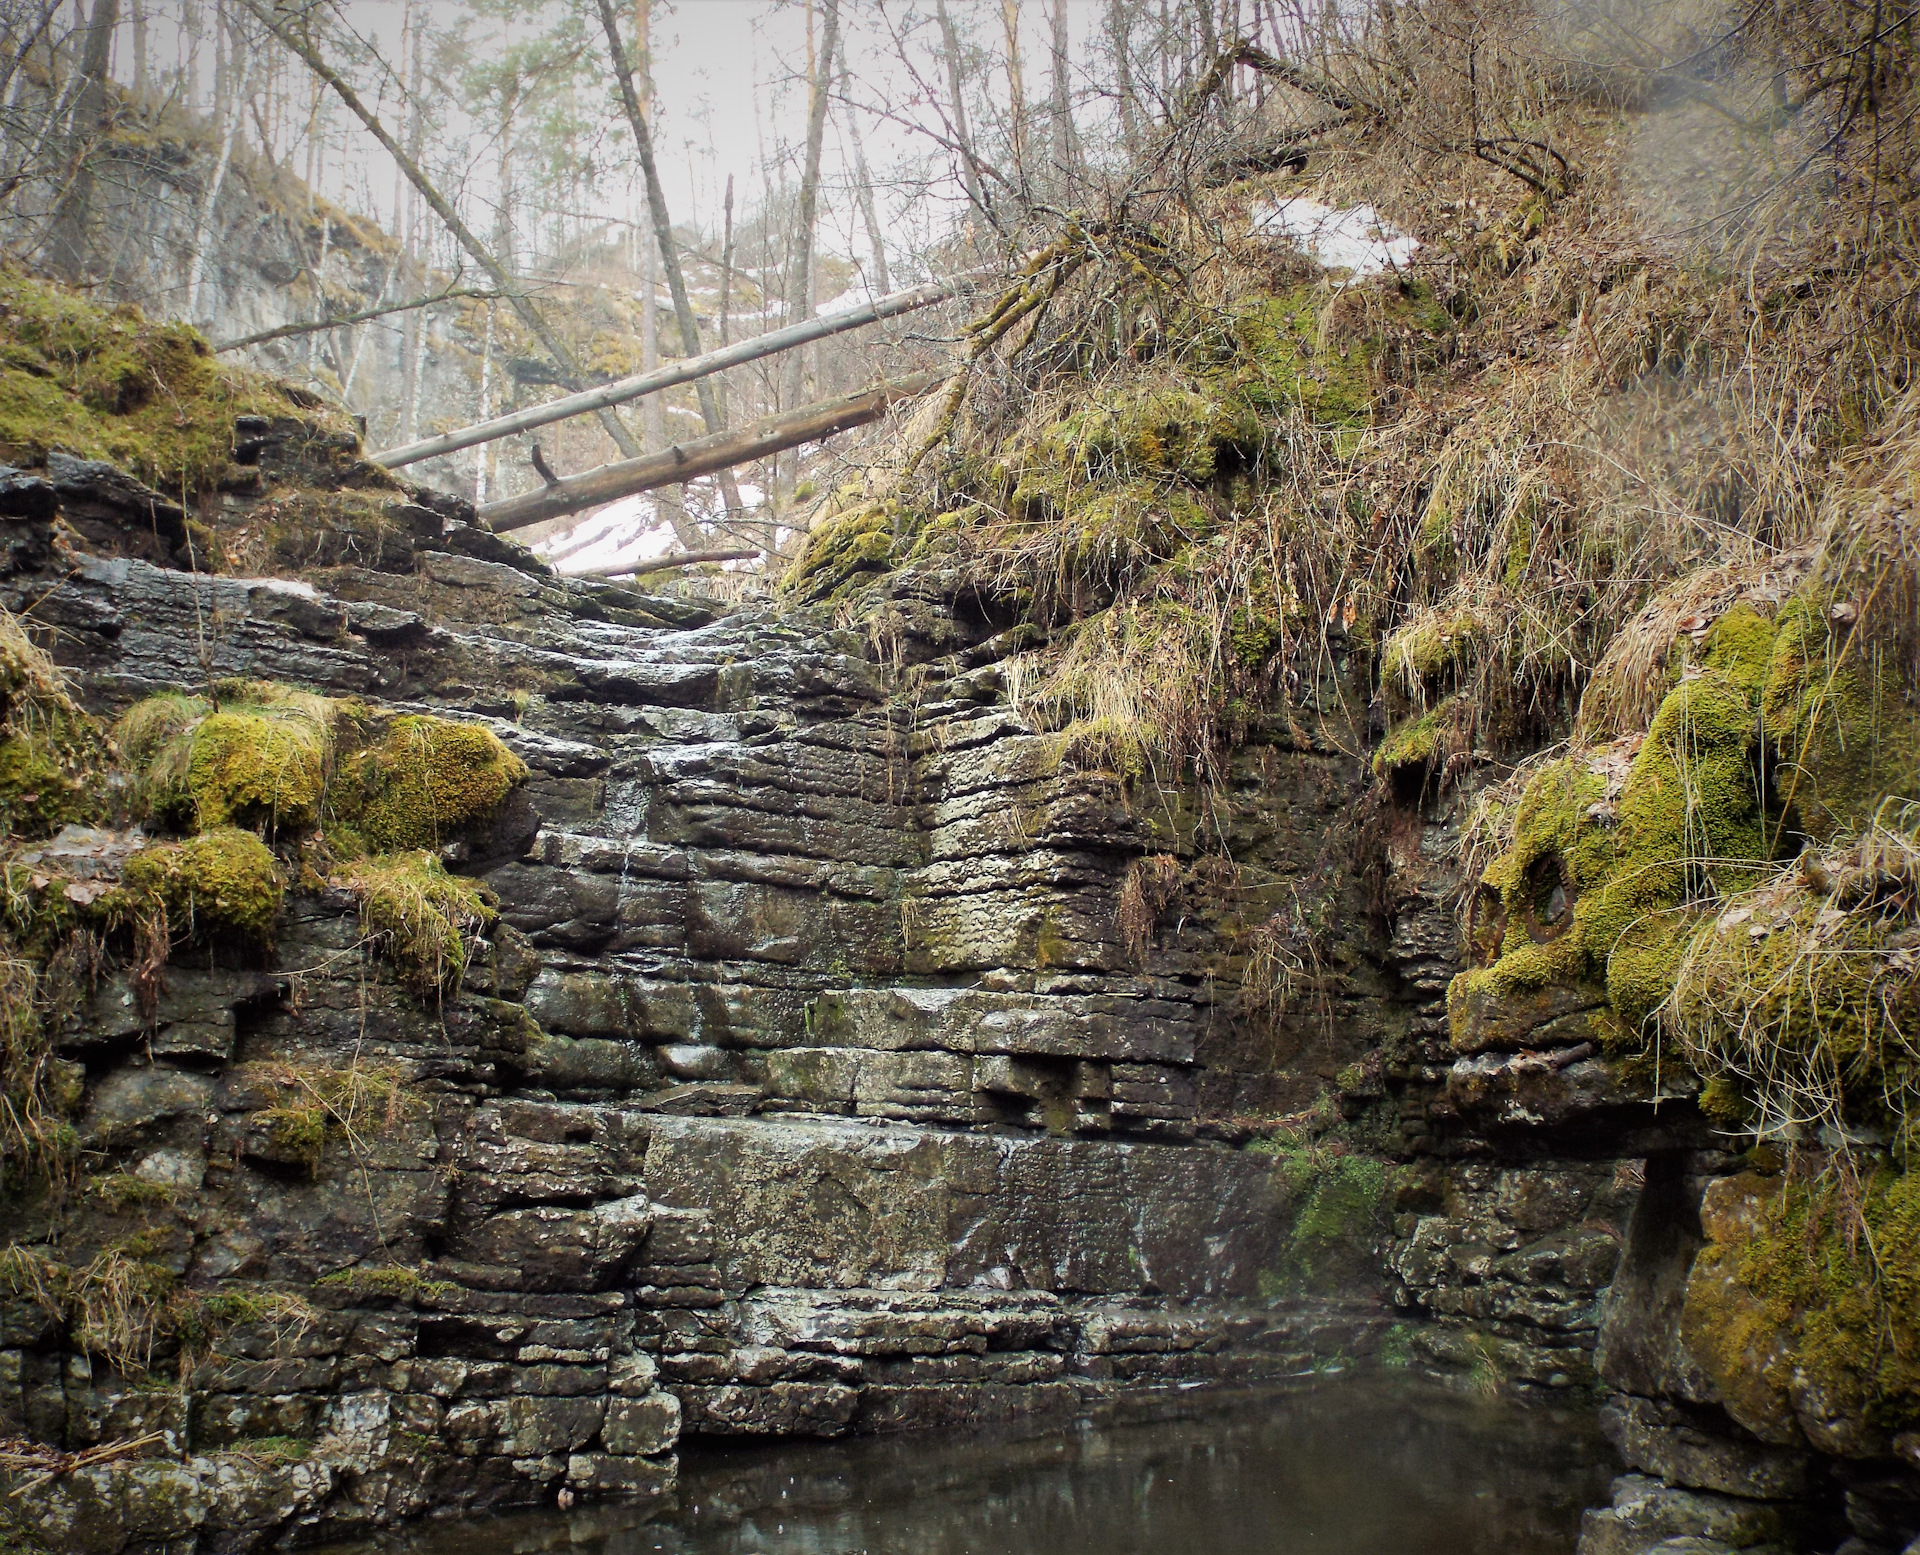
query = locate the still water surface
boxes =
[335,1373,1616,1555]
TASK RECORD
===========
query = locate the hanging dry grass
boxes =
[1666,802,1920,1153]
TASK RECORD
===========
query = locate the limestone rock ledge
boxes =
[0,464,1385,1553]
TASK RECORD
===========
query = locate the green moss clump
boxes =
[1764,585,1920,842]
[1215,288,1376,428]
[1589,628,1776,1027]
[1373,693,1473,779]
[344,850,495,996]
[188,710,327,837]
[1033,379,1263,485]
[313,1265,454,1306]
[117,827,283,946]
[116,697,197,828]
[0,268,301,494]
[1451,607,1782,1048]
[256,1102,327,1172]
[117,684,342,837]
[1255,1132,1397,1295]
[784,499,902,602]
[336,715,527,853]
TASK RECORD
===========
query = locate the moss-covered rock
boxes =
[1373,693,1474,781]
[116,827,283,947]
[1451,608,1782,1049]
[335,716,527,854]
[1683,1165,1920,1452]
[117,684,343,838]
[187,709,329,838]
[0,267,308,494]
[784,499,902,603]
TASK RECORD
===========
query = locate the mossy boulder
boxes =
[1683,1166,1920,1453]
[187,710,329,838]
[116,827,283,947]
[784,500,901,603]
[117,684,342,838]
[334,715,528,853]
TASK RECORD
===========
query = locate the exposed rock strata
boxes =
[0,452,1386,1552]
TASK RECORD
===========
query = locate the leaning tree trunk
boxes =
[240,0,645,461]
[594,0,745,524]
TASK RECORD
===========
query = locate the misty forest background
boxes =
[0,0,1301,574]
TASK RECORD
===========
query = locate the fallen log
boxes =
[478,370,948,534]
[373,277,966,469]
[568,547,759,580]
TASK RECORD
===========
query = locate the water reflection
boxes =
[335,1372,1616,1555]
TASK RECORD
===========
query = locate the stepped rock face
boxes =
[12,430,1896,1555]
[0,448,1390,1552]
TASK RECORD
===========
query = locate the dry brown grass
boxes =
[801,0,1920,807]
[1118,854,1183,964]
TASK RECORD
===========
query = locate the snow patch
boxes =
[1250,198,1416,276]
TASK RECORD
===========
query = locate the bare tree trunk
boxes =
[481,372,946,533]
[473,302,495,502]
[933,0,986,222]
[131,0,146,94]
[399,12,424,444]
[778,0,839,504]
[1000,0,1026,191]
[242,0,644,459]
[1106,0,1139,149]
[594,0,742,523]
[718,173,735,352]
[1046,0,1075,191]
[186,14,257,320]
[43,0,116,280]
[839,56,889,295]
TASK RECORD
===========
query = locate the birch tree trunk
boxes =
[186,14,259,321]
[839,56,890,295]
